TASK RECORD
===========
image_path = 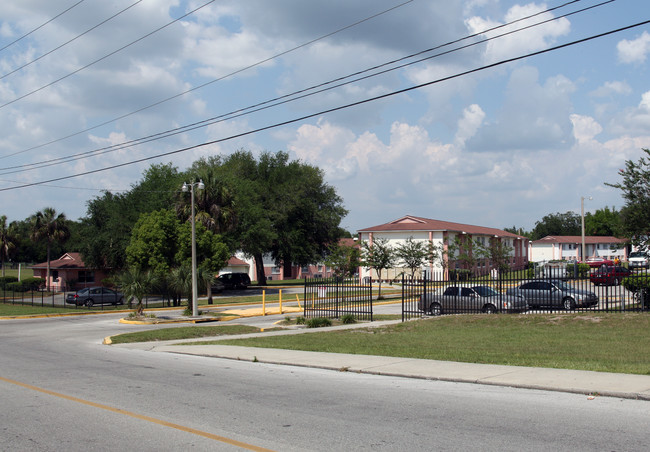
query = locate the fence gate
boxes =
[303,277,373,320]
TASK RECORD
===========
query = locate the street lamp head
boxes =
[197,180,205,190]
[181,182,189,193]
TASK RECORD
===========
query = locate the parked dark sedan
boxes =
[419,285,528,315]
[590,265,631,286]
[506,279,598,310]
[66,287,124,307]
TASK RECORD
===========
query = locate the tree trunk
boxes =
[283,260,292,279]
[254,252,266,286]
[46,243,51,292]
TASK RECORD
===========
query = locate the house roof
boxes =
[358,215,524,239]
[339,238,359,248]
[531,235,627,245]
[227,256,249,267]
[31,252,86,270]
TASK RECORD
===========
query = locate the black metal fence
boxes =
[0,286,177,311]
[303,277,374,321]
[402,267,650,321]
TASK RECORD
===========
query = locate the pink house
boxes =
[31,252,110,291]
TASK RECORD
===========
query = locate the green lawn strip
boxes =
[109,324,263,344]
[0,304,87,316]
[211,313,650,375]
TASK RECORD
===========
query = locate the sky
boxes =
[0,0,649,235]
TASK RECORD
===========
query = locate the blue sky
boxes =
[0,0,649,234]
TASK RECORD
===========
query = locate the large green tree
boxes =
[79,163,183,270]
[126,209,180,276]
[530,211,581,240]
[606,149,650,250]
[187,150,347,285]
[584,206,622,237]
[30,207,70,290]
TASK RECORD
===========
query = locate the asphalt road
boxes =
[1,313,649,451]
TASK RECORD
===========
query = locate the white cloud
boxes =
[466,3,571,63]
[455,104,485,147]
[570,114,602,143]
[590,81,632,98]
[617,31,650,64]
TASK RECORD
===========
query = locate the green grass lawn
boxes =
[210,313,650,375]
[0,304,86,316]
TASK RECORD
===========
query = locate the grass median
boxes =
[206,313,650,375]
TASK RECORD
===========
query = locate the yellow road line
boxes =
[0,375,274,452]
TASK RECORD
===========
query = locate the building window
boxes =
[78,271,95,283]
[272,267,281,274]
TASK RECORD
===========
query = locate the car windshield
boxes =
[78,288,89,294]
[630,252,647,258]
[471,286,498,297]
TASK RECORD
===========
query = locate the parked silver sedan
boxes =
[65,287,124,307]
[419,285,528,316]
[506,279,598,310]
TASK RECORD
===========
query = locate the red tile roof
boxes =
[227,256,249,266]
[358,215,524,238]
[31,252,85,269]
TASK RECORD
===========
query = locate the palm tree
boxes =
[30,208,70,290]
[115,267,158,316]
[176,165,237,234]
[169,264,193,315]
[0,215,16,277]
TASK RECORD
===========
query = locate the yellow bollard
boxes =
[295,294,301,309]
[262,290,266,316]
[279,289,282,314]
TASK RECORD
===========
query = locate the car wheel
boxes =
[563,297,575,311]
[85,299,94,308]
[483,304,497,314]
[429,302,442,316]
[118,297,124,305]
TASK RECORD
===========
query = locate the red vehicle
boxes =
[585,257,614,268]
[589,265,631,286]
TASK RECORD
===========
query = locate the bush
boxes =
[622,276,650,308]
[20,277,44,290]
[6,281,28,292]
[0,276,18,289]
[305,317,332,328]
[341,314,357,324]
[295,316,306,325]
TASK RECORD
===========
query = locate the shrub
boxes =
[295,316,306,325]
[20,277,44,290]
[305,317,332,328]
[341,314,357,324]
[0,276,18,289]
[6,281,28,292]
[622,276,650,308]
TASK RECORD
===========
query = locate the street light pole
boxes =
[182,180,204,317]
[581,195,592,262]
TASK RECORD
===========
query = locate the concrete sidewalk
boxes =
[113,318,650,401]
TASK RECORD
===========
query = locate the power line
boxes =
[0,0,612,175]
[2,18,648,192]
[0,0,416,160]
[0,0,87,53]
[0,0,217,111]
[0,0,144,81]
